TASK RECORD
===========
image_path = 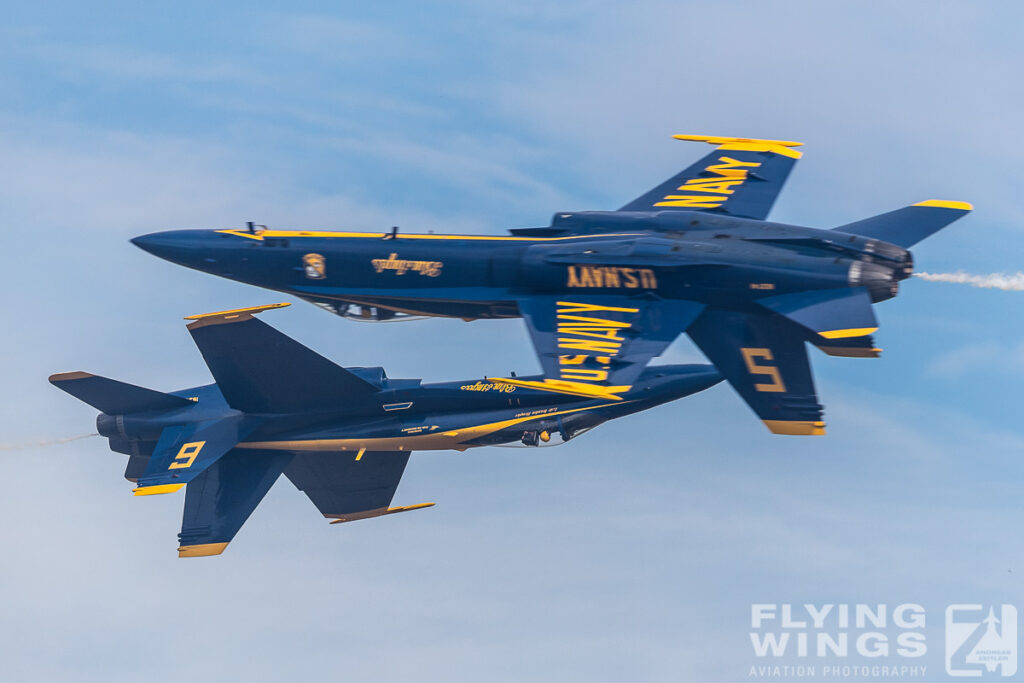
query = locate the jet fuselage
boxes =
[133,209,912,323]
[97,363,722,457]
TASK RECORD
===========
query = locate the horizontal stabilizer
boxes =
[757,287,877,341]
[133,416,252,493]
[834,200,972,248]
[48,372,194,414]
[186,304,380,413]
[813,335,881,358]
[178,448,293,557]
[285,450,419,522]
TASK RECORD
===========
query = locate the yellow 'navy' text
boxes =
[555,301,639,385]
[654,156,762,209]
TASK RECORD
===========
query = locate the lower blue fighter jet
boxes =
[50,303,721,557]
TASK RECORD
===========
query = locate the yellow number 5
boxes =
[168,441,206,469]
[740,348,786,393]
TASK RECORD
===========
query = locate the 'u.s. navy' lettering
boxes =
[567,266,657,289]
[654,156,762,209]
[554,301,638,385]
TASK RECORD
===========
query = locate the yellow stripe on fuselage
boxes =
[489,377,631,401]
[236,402,633,452]
[215,229,647,243]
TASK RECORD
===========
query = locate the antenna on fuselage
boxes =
[384,225,399,240]
[245,222,267,234]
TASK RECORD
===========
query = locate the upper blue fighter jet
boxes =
[133,135,972,435]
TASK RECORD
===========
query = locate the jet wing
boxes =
[284,450,433,523]
[495,295,705,400]
[178,448,293,557]
[186,303,380,414]
[687,307,825,435]
[619,135,802,220]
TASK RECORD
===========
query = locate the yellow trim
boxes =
[762,420,826,436]
[355,447,366,461]
[216,229,265,240]
[673,134,804,159]
[673,134,803,147]
[178,542,229,557]
[184,302,290,320]
[236,401,631,452]
[328,502,435,524]
[48,371,94,382]
[490,377,630,401]
[912,199,973,210]
[133,483,184,496]
[819,327,878,340]
[717,142,803,159]
[214,229,647,243]
[815,345,882,358]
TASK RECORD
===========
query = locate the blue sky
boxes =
[3,2,1024,681]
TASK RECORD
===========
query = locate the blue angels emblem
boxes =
[303,253,326,279]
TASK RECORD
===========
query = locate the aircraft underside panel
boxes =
[284,450,414,522]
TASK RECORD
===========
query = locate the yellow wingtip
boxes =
[178,542,229,557]
[913,199,973,211]
[763,420,826,436]
[673,134,804,147]
[815,345,882,358]
[133,483,185,496]
[327,502,436,524]
[48,371,94,383]
[184,302,290,321]
[673,135,804,159]
[819,327,879,340]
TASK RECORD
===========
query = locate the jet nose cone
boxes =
[132,230,193,258]
[131,229,224,271]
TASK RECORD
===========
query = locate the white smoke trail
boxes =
[914,271,1024,291]
[0,433,98,452]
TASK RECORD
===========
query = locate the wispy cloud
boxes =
[926,340,1024,378]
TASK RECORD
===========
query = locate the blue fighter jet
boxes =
[50,303,721,557]
[132,135,973,435]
